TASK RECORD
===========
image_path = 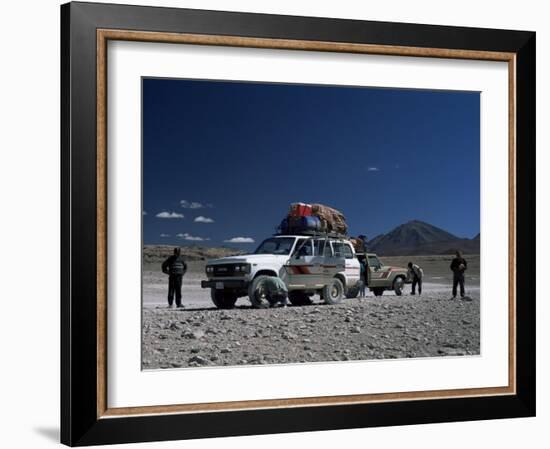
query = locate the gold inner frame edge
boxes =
[96,29,517,419]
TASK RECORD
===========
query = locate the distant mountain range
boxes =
[143,221,479,261]
[143,245,245,264]
[365,220,479,256]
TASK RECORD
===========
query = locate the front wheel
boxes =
[248,275,275,308]
[372,288,384,297]
[210,289,238,309]
[393,277,405,296]
[323,278,345,305]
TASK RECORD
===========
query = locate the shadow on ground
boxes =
[34,427,59,443]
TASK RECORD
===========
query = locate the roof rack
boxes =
[274,230,349,239]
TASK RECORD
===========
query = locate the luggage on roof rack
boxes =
[277,202,349,237]
[311,203,348,235]
[278,216,322,235]
[275,229,348,238]
[289,202,312,217]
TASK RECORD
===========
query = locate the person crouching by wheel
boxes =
[407,262,423,296]
[250,276,289,308]
[265,277,289,308]
[161,247,187,308]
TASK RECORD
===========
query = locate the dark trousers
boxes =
[453,273,465,297]
[411,276,422,295]
[168,275,183,306]
[359,280,366,297]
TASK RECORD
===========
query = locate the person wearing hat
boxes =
[407,261,424,295]
[161,247,187,308]
[450,250,468,299]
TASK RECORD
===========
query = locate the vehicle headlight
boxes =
[235,264,250,273]
[205,266,214,274]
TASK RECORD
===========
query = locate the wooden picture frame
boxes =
[61,1,535,446]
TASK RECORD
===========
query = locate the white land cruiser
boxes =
[201,235,361,309]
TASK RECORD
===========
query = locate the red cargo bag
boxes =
[289,202,312,217]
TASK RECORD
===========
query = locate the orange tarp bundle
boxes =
[310,203,348,235]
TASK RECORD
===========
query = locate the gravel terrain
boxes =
[142,291,480,370]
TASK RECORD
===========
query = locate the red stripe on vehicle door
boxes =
[290,266,312,275]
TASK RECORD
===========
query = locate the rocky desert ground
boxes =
[142,253,480,370]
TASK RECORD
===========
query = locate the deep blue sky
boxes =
[143,78,480,247]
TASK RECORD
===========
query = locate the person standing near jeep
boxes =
[359,257,367,298]
[450,250,467,299]
[162,247,187,308]
[407,262,423,295]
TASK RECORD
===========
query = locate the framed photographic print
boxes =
[61,1,536,446]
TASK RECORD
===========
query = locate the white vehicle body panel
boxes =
[282,239,346,290]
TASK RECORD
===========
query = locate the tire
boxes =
[323,278,345,305]
[248,275,276,308]
[372,288,384,297]
[288,291,313,306]
[393,276,405,296]
[345,284,360,299]
[210,289,238,309]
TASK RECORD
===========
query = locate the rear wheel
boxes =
[288,291,313,306]
[372,288,384,297]
[393,277,405,296]
[248,275,275,308]
[323,278,345,305]
[210,289,238,309]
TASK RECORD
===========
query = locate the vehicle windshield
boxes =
[255,237,296,255]
[368,255,382,268]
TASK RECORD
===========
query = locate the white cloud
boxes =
[160,233,170,238]
[155,211,184,219]
[367,167,380,172]
[180,200,206,209]
[194,216,215,223]
[176,233,209,241]
[224,237,255,243]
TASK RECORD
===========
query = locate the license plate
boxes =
[216,282,224,289]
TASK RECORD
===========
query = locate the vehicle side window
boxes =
[314,239,332,257]
[294,239,313,257]
[292,238,305,255]
[368,256,381,269]
[342,244,354,259]
[332,242,344,257]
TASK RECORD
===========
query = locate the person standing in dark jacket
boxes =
[407,262,423,295]
[162,247,187,308]
[359,258,367,298]
[450,250,467,299]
